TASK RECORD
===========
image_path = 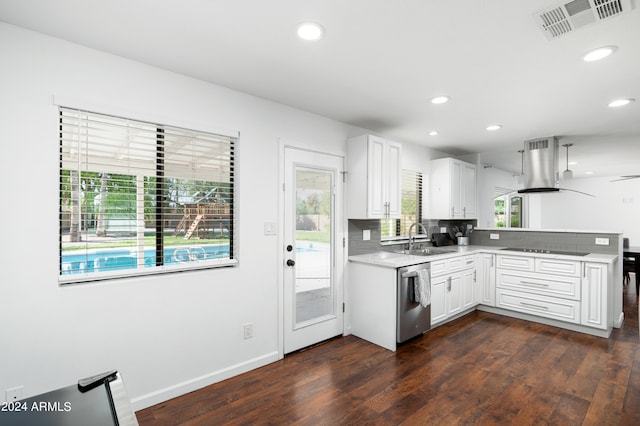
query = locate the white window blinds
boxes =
[59,107,236,283]
[381,169,423,238]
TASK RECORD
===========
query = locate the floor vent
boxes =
[534,0,632,40]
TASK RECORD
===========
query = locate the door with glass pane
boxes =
[283,147,344,354]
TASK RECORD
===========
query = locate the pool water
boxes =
[61,242,326,275]
[61,245,230,275]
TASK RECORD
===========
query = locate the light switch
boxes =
[363,230,371,241]
[264,222,277,236]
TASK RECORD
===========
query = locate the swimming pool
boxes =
[61,241,327,275]
[61,245,230,275]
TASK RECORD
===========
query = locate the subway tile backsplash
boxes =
[348,219,478,256]
[470,230,619,254]
[348,220,382,255]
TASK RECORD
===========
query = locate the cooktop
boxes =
[500,247,590,256]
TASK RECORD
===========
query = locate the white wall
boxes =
[537,176,640,242]
[0,22,375,410]
[0,22,451,410]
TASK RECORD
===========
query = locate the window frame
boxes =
[381,169,423,240]
[58,106,238,284]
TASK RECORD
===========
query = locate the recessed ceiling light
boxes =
[583,46,617,62]
[429,131,439,136]
[297,22,325,41]
[569,161,578,165]
[608,98,635,108]
[585,171,594,175]
[431,96,450,104]
[486,124,502,131]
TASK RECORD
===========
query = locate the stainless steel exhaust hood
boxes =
[518,137,560,193]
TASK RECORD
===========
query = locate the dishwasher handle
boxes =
[401,271,418,279]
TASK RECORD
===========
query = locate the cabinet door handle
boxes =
[519,280,549,288]
[463,207,466,218]
[520,302,549,310]
[447,277,451,292]
[473,270,477,282]
[451,206,455,217]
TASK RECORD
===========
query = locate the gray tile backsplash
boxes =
[348,220,382,255]
[470,229,619,254]
[348,219,477,256]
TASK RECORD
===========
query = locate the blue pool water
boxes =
[61,245,230,275]
[61,242,326,275]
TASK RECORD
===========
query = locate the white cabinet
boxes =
[347,134,401,219]
[428,158,476,219]
[495,255,610,331]
[581,262,608,330]
[431,255,475,325]
[496,255,581,324]
[476,253,496,307]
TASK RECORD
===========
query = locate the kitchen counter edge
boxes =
[348,245,618,269]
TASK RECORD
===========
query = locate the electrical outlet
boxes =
[363,229,371,241]
[6,386,23,403]
[243,323,253,339]
[440,227,447,233]
[595,238,609,246]
[490,233,500,240]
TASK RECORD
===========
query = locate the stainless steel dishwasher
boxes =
[397,262,431,343]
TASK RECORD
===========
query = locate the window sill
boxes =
[59,258,238,285]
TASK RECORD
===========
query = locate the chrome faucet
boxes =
[408,222,428,251]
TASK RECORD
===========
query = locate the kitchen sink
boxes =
[394,247,458,256]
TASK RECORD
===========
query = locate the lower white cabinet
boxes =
[495,255,610,334]
[581,262,608,330]
[431,256,475,325]
[476,253,496,306]
[496,288,581,324]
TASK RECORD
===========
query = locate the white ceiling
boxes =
[1,0,639,177]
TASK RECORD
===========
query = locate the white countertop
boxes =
[348,245,619,269]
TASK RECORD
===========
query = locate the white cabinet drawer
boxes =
[496,289,580,324]
[534,258,580,277]
[497,270,580,300]
[448,255,475,273]
[496,255,534,272]
[431,255,475,277]
[430,260,447,277]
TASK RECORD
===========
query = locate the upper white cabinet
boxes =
[347,134,402,219]
[428,158,476,219]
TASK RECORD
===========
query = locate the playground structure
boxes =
[173,202,231,239]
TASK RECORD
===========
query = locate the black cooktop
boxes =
[500,247,590,256]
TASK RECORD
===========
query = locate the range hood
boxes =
[518,137,560,193]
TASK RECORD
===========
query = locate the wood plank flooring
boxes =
[137,284,640,425]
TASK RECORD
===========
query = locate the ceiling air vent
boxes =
[534,0,632,40]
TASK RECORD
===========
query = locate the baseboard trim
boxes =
[130,351,280,412]
[477,305,611,338]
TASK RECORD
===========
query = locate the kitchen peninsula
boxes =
[347,228,621,351]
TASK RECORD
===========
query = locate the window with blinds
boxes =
[381,169,423,238]
[59,107,236,283]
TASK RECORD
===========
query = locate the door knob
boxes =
[286,259,295,267]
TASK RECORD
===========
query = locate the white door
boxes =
[283,147,344,354]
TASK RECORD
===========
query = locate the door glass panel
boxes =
[295,167,333,325]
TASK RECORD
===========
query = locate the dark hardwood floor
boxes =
[137,283,640,425]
